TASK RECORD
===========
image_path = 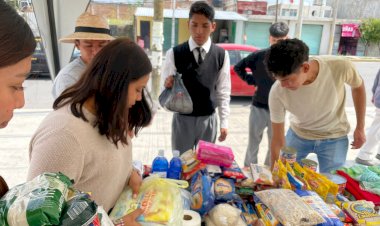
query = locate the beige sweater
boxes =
[269,56,363,140]
[28,105,132,212]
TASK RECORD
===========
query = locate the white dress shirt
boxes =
[162,37,231,129]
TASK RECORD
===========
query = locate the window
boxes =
[228,50,240,65]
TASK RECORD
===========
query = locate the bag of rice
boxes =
[255,189,326,226]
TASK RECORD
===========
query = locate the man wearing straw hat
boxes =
[52,12,114,99]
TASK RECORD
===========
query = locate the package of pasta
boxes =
[0,172,72,226]
[255,189,326,226]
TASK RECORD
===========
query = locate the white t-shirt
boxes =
[269,56,363,140]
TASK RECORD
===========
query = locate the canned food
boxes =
[279,146,297,165]
[301,158,318,172]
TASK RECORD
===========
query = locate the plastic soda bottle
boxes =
[151,149,169,178]
[167,150,182,180]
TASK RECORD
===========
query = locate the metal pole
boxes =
[275,0,279,22]
[46,0,60,77]
[151,0,164,100]
[295,0,304,39]
[171,0,176,47]
[328,0,340,55]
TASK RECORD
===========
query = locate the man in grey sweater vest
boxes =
[162,1,231,154]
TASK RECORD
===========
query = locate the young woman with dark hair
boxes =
[0,0,36,198]
[27,38,152,225]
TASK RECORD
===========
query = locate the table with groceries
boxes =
[1,140,380,226]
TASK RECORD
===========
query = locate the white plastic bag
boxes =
[159,73,193,114]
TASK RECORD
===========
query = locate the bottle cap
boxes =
[172,150,180,158]
[158,149,165,157]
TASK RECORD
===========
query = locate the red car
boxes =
[217,43,259,96]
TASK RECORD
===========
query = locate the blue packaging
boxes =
[152,149,169,178]
[168,150,182,180]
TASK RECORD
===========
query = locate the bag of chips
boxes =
[59,189,98,226]
[0,172,72,226]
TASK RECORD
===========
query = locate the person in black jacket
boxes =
[234,22,289,167]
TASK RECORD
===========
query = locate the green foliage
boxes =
[359,18,380,55]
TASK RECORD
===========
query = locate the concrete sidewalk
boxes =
[0,104,376,188]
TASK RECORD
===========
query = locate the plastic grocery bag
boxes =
[109,175,188,226]
[0,172,72,226]
[159,73,193,114]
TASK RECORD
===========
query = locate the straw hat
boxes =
[60,12,114,43]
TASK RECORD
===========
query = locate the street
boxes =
[0,61,379,188]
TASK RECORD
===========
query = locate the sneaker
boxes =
[355,157,377,166]
[376,154,380,161]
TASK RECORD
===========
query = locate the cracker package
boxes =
[342,200,380,225]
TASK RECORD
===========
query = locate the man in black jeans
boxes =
[234,22,289,167]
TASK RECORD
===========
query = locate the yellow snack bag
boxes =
[285,161,295,176]
[271,160,280,185]
[319,174,339,204]
[304,167,330,200]
[293,162,311,190]
[110,175,188,225]
[278,161,291,189]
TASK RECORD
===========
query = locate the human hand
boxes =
[128,169,142,199]
[218,128,228,141]
[351,127,366,149]
[164,76,174,88]
[117,208,143,226]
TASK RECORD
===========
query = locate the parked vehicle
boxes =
[30,37,50,78]
[217,43,259,96]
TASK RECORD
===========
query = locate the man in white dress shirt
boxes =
[162,1,231,153]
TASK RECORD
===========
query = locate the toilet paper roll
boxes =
[183,210,201,226]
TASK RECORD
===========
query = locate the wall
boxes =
[337,0,380,19]
[178,18,190,44]
[237,1,267,15]
[244,15,333,54]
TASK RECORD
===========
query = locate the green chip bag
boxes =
[0,172,72,226]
